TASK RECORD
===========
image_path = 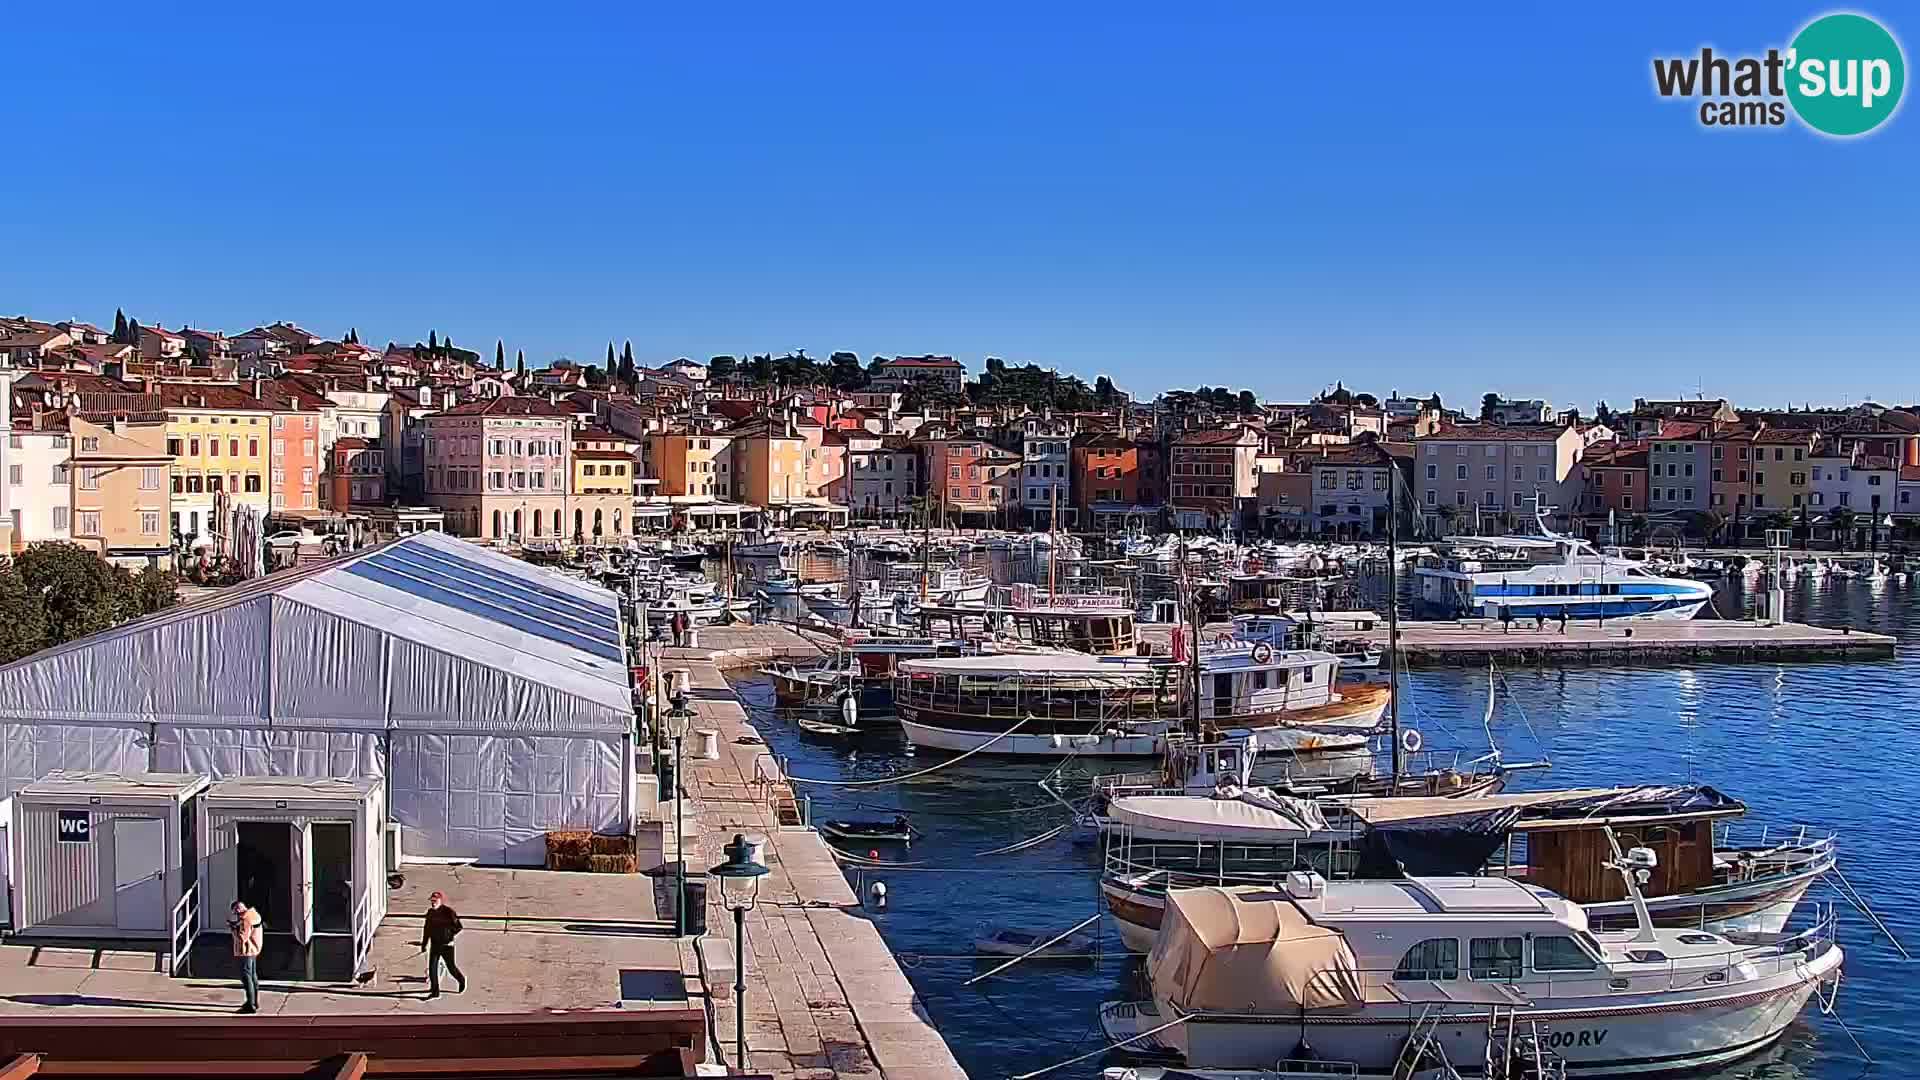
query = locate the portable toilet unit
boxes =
[11,771,210,943]
[198,776,387,960]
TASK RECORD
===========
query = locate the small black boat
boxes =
[820,816,916,845]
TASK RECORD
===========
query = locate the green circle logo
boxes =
[1786,13,1906,136]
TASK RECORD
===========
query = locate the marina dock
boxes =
[1357,617,1898,666]
[654,622,969,1080]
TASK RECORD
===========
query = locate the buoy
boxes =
[870,881,888,910]
[1400,728,1423,754]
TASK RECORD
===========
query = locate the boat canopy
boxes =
[1110,793,1333,843]
[1149,885,1370,1013]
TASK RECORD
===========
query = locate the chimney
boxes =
[252,376,262,400]
[418,384,432,407]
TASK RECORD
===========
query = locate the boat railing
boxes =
[1714,821,1837,855]
[1103,826,1365,886]
[1287,904,1841,1011]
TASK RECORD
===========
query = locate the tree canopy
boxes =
[0,543,178,663]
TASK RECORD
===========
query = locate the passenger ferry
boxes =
[893,642,1388,757]
[1125,844,1844,1076]
[1415,532,1711,621]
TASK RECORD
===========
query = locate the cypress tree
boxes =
[618,341,637,388]
[496,340,506,369]
[428,330,438,352]
[606,342,616,369]
[127,318,142,348]
[516,349,526,381]
[112,308,128,344]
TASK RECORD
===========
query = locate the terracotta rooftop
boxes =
[435,396,573,418]
[1426,423,1568,442]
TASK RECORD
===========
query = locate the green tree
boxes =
[496,340,506,369]
[1480,393,1500,421]
[127,318,142,348]
[709,355,738,382]
[1237,390,1257,414]
[0,563,48,663]
[826,351,865,390]
[515,349,526,381]
[606,341,616,371]
[112,308,129,344]
[618,341,638,387]
[130,565,180,615]
[346,327,359,345]
[428,330,438,352]
[14,543,130,648]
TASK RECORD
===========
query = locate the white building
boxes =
[843,432,919,520]
[0,531,635,866]
[1018,414,1074,527]
[1808,449,1898,526]
[8,418,71,545]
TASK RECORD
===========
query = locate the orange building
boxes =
[259,379,326,516]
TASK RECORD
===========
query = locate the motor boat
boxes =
[820,816,916,846]
[1116,837,1845,1077]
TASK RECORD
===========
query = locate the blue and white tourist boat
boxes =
[1415,519,1711,622]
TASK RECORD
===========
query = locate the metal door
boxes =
[288,821,313,945]
[112,818,167,931]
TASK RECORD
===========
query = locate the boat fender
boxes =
[1250,642,1274,664]
[869,880,888,910]
[1400,728,1423,754]
[840,691,859,727]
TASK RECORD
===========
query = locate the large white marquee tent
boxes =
[0,531,636,865]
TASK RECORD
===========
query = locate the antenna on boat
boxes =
[1387,463,1404,787]
[1601,826,1660,944]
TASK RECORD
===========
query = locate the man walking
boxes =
[230,900,263,1014]
[420,890,467,999]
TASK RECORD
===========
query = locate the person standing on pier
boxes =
[671,609,690,648]
[419,890,467,998]
[229,899,263,1014]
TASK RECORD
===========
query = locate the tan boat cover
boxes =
[1330,787,1631,826]
[1148,886,1366,1013]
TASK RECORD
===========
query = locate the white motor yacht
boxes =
[1122,837,1844,1078]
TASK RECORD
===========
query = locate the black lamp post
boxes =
[664,671,692,936]
[709,833,769,1069]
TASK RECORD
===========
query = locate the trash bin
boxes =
[680,873,708,937]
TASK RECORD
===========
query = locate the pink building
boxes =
[423,397,573,542]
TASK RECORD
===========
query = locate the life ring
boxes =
[1400,728,1423,754]
[1250,642,1274,664]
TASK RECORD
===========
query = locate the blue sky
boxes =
[2,3,1914,409]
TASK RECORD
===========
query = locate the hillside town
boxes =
[2,311,1918,578]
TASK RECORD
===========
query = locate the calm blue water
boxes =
[729,560,1918,1079]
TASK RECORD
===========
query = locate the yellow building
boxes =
[570,426,639,542]
[648,430,734,499]
[723,417,806,507]
[69,411,173,567]
[1722,425,1819,528]
[153,384,272,541]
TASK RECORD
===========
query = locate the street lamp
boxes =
[708,833,769,1069]
[663,670,692,936]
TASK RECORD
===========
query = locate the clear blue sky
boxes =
[3,3,1914,410]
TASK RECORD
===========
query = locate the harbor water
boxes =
[727,551,1917,1078]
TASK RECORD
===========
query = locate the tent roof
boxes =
[0,531,633,736]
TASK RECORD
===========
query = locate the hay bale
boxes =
[589,833,634,856]
[589,853,638,874]
[549,853,594,873]
[546,830,592,859]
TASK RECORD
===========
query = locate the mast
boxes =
[1387,463,1404,785]
[1048,483,1059,600]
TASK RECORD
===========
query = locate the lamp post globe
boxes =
[709,833,770,1068]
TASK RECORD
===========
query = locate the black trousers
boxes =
[428,942,464,994]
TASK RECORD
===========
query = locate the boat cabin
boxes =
[1513,793,1744,907]
[1196,648,1340,724]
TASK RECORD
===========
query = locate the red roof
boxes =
[435,396,572,418]
[333,437,372,451]
[1426,423,1567,442]
[1653,420,1709,441]
[1174,426,1257,446]
[1901,463,1920,483]
[881,356,962,369]
[152,383,270,410]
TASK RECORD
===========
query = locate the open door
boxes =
[288,821,313,946]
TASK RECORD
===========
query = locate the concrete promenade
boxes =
[652,622,968,1080]
[1355,617,1898,665]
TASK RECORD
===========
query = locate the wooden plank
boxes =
[0,1053,39,1080]
[332,1052,369,1080]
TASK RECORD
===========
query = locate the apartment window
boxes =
[1791,472,1806,485]
[1755,494,1767,508]
[1811,493,1825,506]
[1839,468,1850,481]
[6,465,18,486]
[1839,491,1851,506]
[1485,465,1496,481]
[1455,464,1467,480]
[303,439,315,456]
[229,439,240,457]
[52,506,68,531]
[52,464,68,485]
[1711,469,1722,482]
[1683,464,1693,477]
[167,438,183,456]
[1774,448,1785,461]
[79,467,101,490]
[1622,494,1633,509]
[1455,490,1467,506]
[248,439,258,456]
[1794,448,1804,461]
[1870,474,1884,486]
[1426,464,1437,479]
[1755,471,1765,485]
[1624,473,1634,486]
[302,467,315,485]
[1482,491,1496,507]
[141,467,163,490]
[1425,489,1437,505]
[210,439,221,458]
[1455,445,1467,457]
[76,511,100,536]
[1512,492,1523,507]
[1536,466,1548,482]
[141,511,161,535]
[1684,488,1693,501]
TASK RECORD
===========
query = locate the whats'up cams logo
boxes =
[1654,12,1905,136]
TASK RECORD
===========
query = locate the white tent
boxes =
[0,531,635,865]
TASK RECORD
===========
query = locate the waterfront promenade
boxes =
[1356,617,1897,665]
[654,623,969,1080]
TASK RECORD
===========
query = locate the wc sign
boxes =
[57,810,90,843]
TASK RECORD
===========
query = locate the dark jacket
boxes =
[421,905,463,948]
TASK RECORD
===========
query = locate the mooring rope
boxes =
[785,716,1032,788]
